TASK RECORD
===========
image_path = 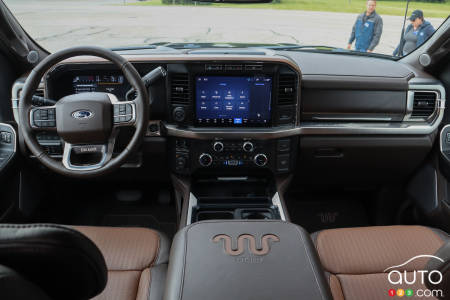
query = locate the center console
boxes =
[167,61,300,176]
[168,61,300,226]
[164,220,332,300]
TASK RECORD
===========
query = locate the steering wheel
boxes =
[19,46,149,178]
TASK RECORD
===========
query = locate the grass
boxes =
[127,0,450,18]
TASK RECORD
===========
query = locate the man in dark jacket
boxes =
[393,10,435,57]
[347,0,383,53]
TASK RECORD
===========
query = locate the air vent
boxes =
[411,91,437,119]
[277,74,297,105]
[170,74,190,105]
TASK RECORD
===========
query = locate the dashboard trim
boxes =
[164,116,444,138]
[11,55,446,139]
[163,80,446,138]
[58,54,303,75]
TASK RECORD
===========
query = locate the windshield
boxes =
[3,0,448,57]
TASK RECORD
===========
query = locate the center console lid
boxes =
[164,220,332,300]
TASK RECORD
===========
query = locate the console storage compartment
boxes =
[187,176,284,224]
[164,220,332,300]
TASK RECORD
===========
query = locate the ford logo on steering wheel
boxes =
[71,110,94,120]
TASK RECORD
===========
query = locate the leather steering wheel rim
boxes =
[18,46,149,178]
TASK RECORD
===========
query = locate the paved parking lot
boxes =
[5,0,445,55]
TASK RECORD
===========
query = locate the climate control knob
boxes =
[242,141,254,152]
[213,141,224,152]
[254,153,268,167]
[199,153,213,167]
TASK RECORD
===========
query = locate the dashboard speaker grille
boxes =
[170,74,190,105]
[278,74,297,105]
[411,91,437,119]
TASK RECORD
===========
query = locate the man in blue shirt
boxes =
[393,10,435,57]
[347,0,383,53]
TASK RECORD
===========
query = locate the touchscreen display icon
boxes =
[234,118,243,124]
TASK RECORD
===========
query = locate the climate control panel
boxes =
[171,137,297,175]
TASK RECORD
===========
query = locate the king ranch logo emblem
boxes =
[384,255,445,298]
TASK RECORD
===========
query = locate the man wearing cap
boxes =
[393,10,435,56]
[347,0,383,53]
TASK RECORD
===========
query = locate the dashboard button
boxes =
[277,154,290,172]
[176,156,187,170]
[277,139,290,152]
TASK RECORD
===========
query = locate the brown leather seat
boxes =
[313,226,449,300]
[73,226,169,300]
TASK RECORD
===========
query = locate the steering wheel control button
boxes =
[32,108,57,128]
[254,153,268,167]
[113,103,134,125]
[199,153,213,167]
[0,132,12,144]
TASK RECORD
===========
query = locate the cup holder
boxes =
[240,209,274,220]
[196,211,234,221]
[192,207,279,223]
[242,212,273,219]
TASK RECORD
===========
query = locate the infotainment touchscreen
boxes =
[195,76,272,126]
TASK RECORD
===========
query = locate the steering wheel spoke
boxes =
[62,131,117,171]
[30,105,57,131]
